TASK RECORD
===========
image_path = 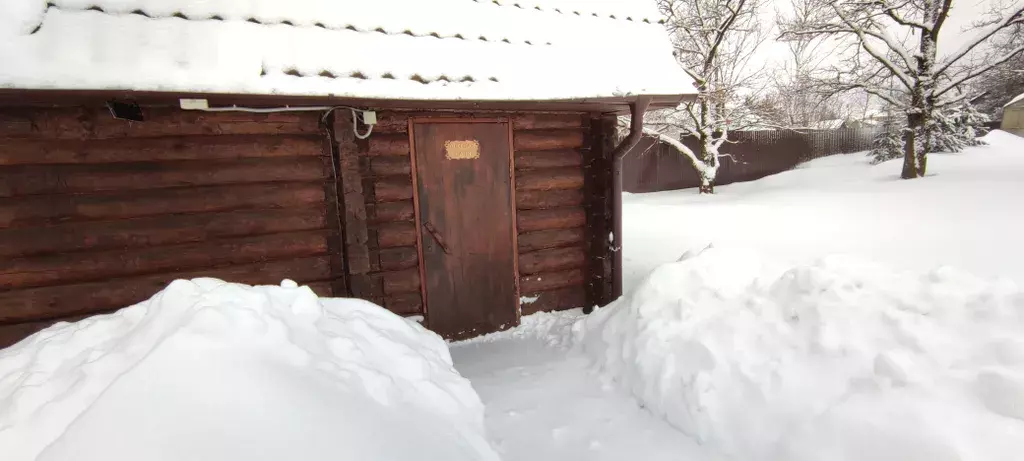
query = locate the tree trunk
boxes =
[902,101,927,179]
[901,127,919,179]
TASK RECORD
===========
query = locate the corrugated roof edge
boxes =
[31,3,556,46]
[470,0,664,24]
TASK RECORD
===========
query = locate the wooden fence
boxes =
[622,127,883,193]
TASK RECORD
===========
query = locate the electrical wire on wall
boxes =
[178,99,376,140]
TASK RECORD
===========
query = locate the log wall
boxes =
[0,106,344,347]
[0,106,615,347]
[348,112,594,318]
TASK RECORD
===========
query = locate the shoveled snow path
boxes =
[450,313,726,461]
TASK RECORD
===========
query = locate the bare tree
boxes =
[970,22,1024,116]
[650,0,769,194]
[770,0,842,127]
[781,0,1024,179]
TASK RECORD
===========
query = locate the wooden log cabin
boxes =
[0,0,695,345]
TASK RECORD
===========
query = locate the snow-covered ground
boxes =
[451,130,1024,461]
[0,279,498,461]
[451,313,728,461]
[3,132,1022,460]
[624,130,1024,288]
[577,247,1024,461]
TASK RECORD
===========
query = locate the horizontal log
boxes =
[517,207,587,233]
[369,156,412,176]
[1,230,330,290]
[381,268,421,295]
[369,113,413,134]
[371,177,414,203]
[305,281,334,297]
[379,246,419,271]
[0,157,327,197]
[520,268,585,293]
[515,167,585,192]
[513,114,584,131]
[516,189,584,210]
[513,129,585,151]
[376,221,417,248]
[519,246,586,275]
[0,134,322,165]
[520,286,586,316]
[371,113,582,133]
[0,256,334,323]
[368,133,410,156]
[517,227,586,253]
[349,273,384,303]
[514,149,583,170]
[0,276,339,348]
[0,208,326,258]
[0,107,320,139]
[368,200,414,223]
[0,182,325,229]
[384,292,423,316]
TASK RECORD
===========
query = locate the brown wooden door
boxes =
[411,120,519,339]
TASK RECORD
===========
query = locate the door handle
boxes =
[422,221,452,255]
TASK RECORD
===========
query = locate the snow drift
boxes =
[0,278,498,461]
[575,248,1024,461]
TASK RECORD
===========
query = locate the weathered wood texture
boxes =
[510,115,590,314]
[583,115,617,310]
[352,111,593,321]
[0,106,344,341]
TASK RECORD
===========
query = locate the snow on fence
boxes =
[623,127,883,193]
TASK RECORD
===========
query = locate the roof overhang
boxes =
[0,89,693,114]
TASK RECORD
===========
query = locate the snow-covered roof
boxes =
[1005,92,1024,108]
[0,0,695,102]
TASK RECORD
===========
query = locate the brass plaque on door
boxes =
[444,140,480,160]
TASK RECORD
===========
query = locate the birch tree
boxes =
[781,0,1024,179]
[651,0,768,194]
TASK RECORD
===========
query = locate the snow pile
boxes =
[575,248,1024,461]
[0,278,498,461]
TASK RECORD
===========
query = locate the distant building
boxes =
[1002,93,1024,136]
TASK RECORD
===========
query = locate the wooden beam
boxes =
[516,189,584,210]
[0,182,326,229]
[335,110,373,283]
[517,207,587,233]
[520,286,586,316]
[0,256,334,323]
[584,115,617,309]
[0,230,329,290]
[515,167,585,192]
[0,157,326,197]
[514,129,586,151]
[519,246,587,275]
[514,149,583,170]
[520,268,585,292]
[0,208,326,258]
[0,89,692,114]
[0,134,322,165]
[517,227,585,253]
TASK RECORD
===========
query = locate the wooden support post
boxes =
[583,114,616,311]
[334,110,382,302]
[321,112,348,297]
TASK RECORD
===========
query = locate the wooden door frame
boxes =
[406,116,521,332]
